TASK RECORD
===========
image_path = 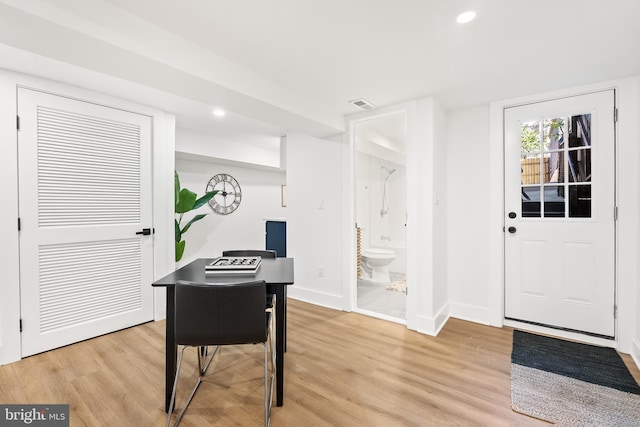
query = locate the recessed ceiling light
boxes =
[213,109,226,117]
[456,11,476,24]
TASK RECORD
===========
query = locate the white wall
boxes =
[446,105,492,322]
[285,132,345,309]
[175,158,286,266]
[356,150,370,239]
[408,97,449,334]
[0,69,175,365]
[634,75,640,367]
[432,99,448,321]
[357,155,406,240]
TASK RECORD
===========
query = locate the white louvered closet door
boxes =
[18,88,154,357]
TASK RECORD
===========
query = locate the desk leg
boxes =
[283,286,287,352]
[268,285,285,407]
[165,287,176,412]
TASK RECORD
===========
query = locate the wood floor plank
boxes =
[1,299,637,426]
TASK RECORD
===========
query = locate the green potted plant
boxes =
[175,171,217,262]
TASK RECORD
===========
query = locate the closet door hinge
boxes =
[614,304,618,319]
[18,217,21,231]
[614,108,618,123]
[16,115,20,130]
[19,319,23,333]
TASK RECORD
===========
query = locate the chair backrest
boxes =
[174,280,267,346]
[222,250,277,258]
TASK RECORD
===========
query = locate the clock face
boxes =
[206,173,242,215]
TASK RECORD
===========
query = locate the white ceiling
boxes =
[1,0,639,145]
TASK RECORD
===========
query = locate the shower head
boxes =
[382,166,396,175]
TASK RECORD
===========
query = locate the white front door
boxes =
[504,90,615,338]
[18,88,154,357]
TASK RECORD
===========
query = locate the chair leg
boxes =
[198,345,218,376]
[166,346,187,427]
[264,314,276,427]
[167,346,219,427]
[264,342,269,427]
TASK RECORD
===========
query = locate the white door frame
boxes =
[489,77,640,353]
[349,110,408,324]
[344,101,418,329]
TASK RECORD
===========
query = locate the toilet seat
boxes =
[362,248,395,259]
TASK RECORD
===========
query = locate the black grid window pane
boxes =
[569,185,591,218]
[544,185,565,218]
[522,186,541,218]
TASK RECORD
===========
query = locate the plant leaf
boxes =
[181,213,207,235]
[175,240,186,262]
[174,171,180,207]
[193,191,217,209]
[175,218,182,243]
[175,188,197,213]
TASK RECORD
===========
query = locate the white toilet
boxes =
[360,248,396,283]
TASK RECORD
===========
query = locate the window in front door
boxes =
[520,114,592,219]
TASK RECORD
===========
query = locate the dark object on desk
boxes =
[166,280,275,427]
[153,258,294,410]
[223,249,277,258]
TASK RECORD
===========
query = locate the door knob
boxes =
[508,226,517,234]
[508,212,517,219]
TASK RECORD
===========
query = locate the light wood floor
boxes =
[1,300,638,426]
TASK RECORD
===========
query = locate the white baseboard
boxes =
[449,302,491,325]
[153,287,167,321]
[414,304,450,336]
[353,308,407,325]
[631,339,640,371]
[0,343,20,366]
[287,286,345,311]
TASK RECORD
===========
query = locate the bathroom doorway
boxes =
[353,112,407,322]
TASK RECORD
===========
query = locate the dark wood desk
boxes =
[152,257,294,410]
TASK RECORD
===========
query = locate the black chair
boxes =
[222,250,288,352]
[166,280,275,427]
[222,249,277,258]
[222,250,278,310]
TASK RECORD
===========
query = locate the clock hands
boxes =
[221,181,228,197]
[215,188,239,207]
[218,182,240,196]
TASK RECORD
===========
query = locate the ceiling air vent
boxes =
[349,98,376,111]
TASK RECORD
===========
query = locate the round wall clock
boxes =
[206,173,242,215]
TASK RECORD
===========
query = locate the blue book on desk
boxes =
[205,256,261,275]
